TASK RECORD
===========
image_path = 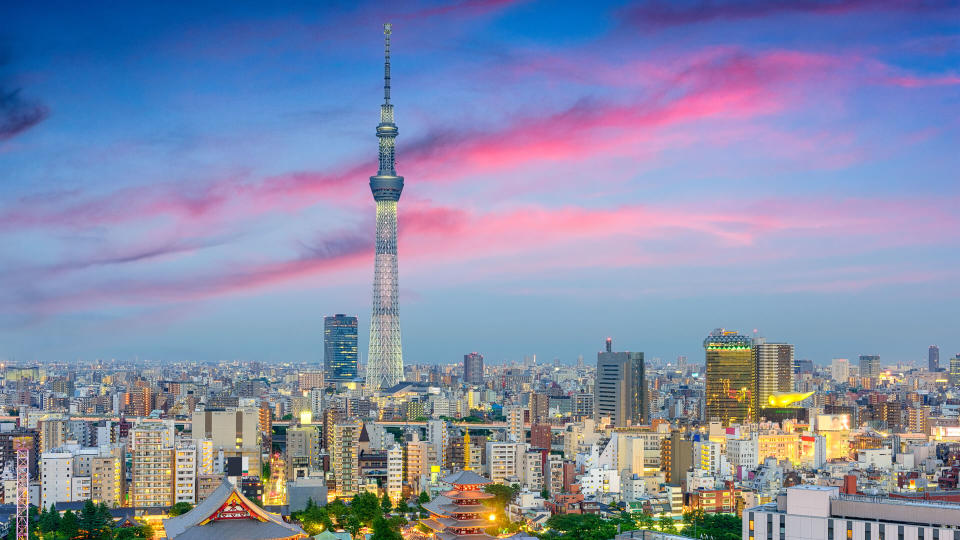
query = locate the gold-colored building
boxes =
[704,330,754,425]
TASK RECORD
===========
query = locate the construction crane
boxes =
[14,436,31,540]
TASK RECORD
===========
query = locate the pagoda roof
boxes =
[422,495,453,516]
[420,518,446,532]
[444,470,492,487]
[436,517,490,528]
[437,533,495,540]
[164,479,306,540]
[444,490,495,500]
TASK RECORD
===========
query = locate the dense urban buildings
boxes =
[323,314,359,381]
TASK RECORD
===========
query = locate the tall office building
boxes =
[324,314,359,381]
[367,24,405,391]
[951,355,960,386]
[929,345,940,372]
[704,329,754,425]
[754,339,795,415]
[594,339,647,427]
[831,358,850,382]
[859,354,881,379]
[463,352,484,385]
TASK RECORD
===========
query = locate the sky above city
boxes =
[1,1,958,366]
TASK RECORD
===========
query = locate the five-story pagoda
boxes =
[420,470,496,540]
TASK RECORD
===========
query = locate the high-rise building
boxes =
[530,423,552,450]
[704,329,754,425]
[463,352,484,385]
[505,405,523,443]
[594,339,647,427]
[174,442,198,504]
[929,345,940,372]
[754,339,795,416]
[859,355,881,379]
[324,314,358,381]
[831,358,850,382]
[529,392,550,424]
[331,422,361,498]
[386,444,403,503]
[367,24,405,391]
[950,355,960,386]
[130,421,174,507]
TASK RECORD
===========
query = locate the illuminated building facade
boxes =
[951,355,960,386]
[420,470,496,540]
[929,345,940,371]
[131,422,174,507]
[704,329,754,425]
[324,314,358,381]
[331,422,361,498]
[367,24,405,391]
[753,340,794,418]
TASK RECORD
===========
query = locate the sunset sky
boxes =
[2,1,958,365]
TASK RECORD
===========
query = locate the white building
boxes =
[745,485,960,540]
[831,358,850,382]
[505,406,524,443]
[387,444,403,503]
[519,450,543,491]
[174,443,197,503]
[579,466,619,497]
[40,451,73,509]
[486,442,526,484]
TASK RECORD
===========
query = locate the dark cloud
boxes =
[0,51,48,141]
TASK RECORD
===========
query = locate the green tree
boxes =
[60,510,80,539]
[169,502,193,517]
[418,490,430,503]
[370,516,403,540]
[327,498,349,527]
[40,504,61,534]
[395,499,411,514]
[637,510,655,530]
[381,493,393,514]
[343,514,362,540]
[658,512,677,533]
[350,491,382,526]
[262,461,271,481]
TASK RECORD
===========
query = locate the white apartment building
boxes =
[40,451,73,509]
[745,485,960,540]
[486,442,526,484]
[506,405,524,443]
[174,443,197,503]
[579,467,619,497]
[520,450,543,491]
[387,444,403,503]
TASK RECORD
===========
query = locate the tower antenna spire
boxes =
[383,23,391,104]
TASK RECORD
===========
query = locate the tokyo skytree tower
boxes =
[366,23,404,391]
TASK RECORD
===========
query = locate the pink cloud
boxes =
[16,193,958,316]
[886,74,960,88]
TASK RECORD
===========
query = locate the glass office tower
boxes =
[704,329,754,426]
[325,314,359,381]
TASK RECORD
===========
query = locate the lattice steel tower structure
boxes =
[367,23,404,391]
[14,436,30,540]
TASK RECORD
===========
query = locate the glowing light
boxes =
[489,514,496,522]
[767,391,814,407]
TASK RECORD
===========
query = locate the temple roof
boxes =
[444,470,492,487]
[164,479,306,540]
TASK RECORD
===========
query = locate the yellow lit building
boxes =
[131,421,174,507]
[704,330,754,425]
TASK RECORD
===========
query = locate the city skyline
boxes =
[1,2,958,364]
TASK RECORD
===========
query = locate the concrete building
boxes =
[754,340,795,415]
[486,442,526,484]
[131,421,175,507]
[331,422,361,498]
[831,359,850,382]
[745,485,960,540]
[929,345,940,372]
[40,450,73,509]
[463,352,484,386]
[387,444,403,503]
[595,338,647,428]
[174,443,198,504]
[859,354,881,379]
[506,405,524,443]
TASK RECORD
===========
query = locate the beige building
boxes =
[91,452,124,507]
[131,421,174,507]
[331,422,361,498]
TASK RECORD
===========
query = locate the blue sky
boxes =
[1,0,958,366]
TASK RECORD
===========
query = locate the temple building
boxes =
[163,479,307,540]
[421,470,496,540]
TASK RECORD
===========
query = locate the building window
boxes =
[848,521,853,540]
[866,523,871,540]
[829,519,834,540]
